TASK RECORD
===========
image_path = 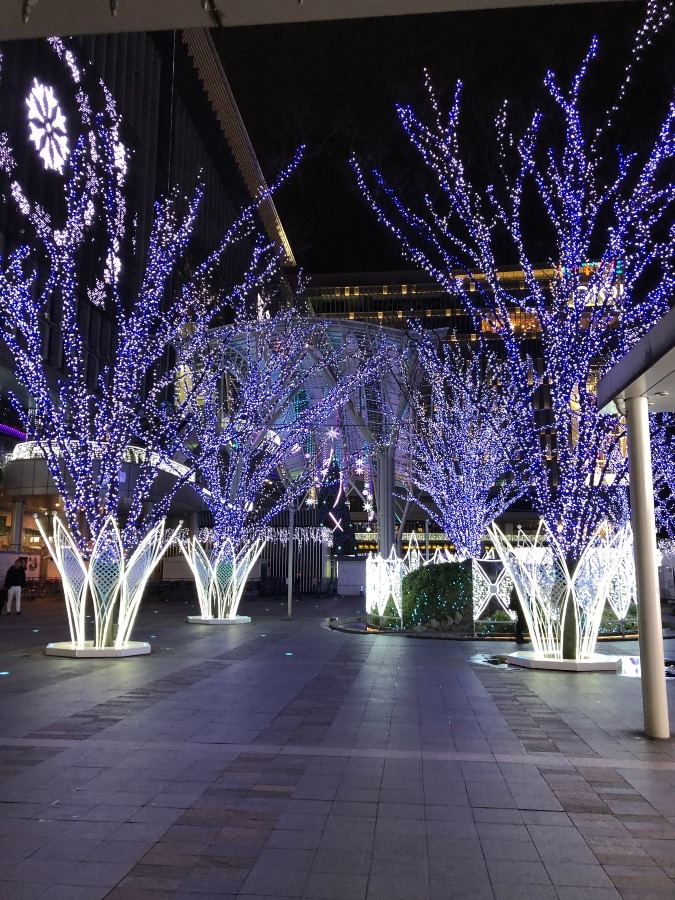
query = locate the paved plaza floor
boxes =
[0,591,674,900]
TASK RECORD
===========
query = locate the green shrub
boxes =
[402,561,473,632]
[368,594,401,630]
[489,609,512,622]
[598,602,638,636]
[475,618,516,636]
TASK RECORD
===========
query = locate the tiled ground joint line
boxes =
[2,735,675,771]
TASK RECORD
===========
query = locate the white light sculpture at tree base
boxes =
[364,527,635,656]
[471,560,515,622]
[35,514,178,657]
[365,543,517,627]
[179,536,264,624]
[489,521,633,672]
[365,540,423,626]
[607,549,637,620]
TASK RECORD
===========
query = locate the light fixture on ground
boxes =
[179,534,264,624]
[36,514,179,657]
[489,521,632,672]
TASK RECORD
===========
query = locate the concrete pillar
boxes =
[189,512,200,540]
[10,499,24,553]
[625,395,670,739]
[376,446,396,557]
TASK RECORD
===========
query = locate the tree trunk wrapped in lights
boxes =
[0,38,299,652]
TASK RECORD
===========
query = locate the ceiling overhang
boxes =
[2,0,625,41]
[597,306,675,416]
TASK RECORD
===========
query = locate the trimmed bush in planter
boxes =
[402,561,473,634]
[475,608,517,637]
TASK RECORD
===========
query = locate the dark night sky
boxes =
[214,2,672,274]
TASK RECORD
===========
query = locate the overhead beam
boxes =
[1,0,626,41]
[182,29,295,265]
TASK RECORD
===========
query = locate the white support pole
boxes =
[625,395,670,739]
[287,503,295,620]
[376,446,396,557]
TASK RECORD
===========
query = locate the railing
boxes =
[4,441,194,480]
[356,532,449,543]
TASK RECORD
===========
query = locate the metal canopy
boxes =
[2,0,625,41]
[597,305,675,414]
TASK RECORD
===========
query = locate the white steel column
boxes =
[625,395,670,739]
[376,446,396,557]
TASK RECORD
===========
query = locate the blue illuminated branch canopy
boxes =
[354,0,675,555]
[0,37,299,557]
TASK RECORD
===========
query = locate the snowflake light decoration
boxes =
[26,79,69,173]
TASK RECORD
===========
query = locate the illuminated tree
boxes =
[179,313,382,619]
[0,38,293,556]
[319,458,357,555]
[651,415,675,537]
[0,39,296,649]
[354,1,675,557]
[402,328,530,559]
[184,313,381,548]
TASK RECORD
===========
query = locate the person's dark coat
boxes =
[4,565,26,589]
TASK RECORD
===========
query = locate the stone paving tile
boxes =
[240,847,314,896]
[554,889,622,900]
[29,835,103,861]
[43,887,110,900]
[485,858,552,886]
[0,884,51,899]
[431,879,496,899]
[1,598,674,899]
[491,887,556,900]
[544,861,615,887]
[428,834,484,858]
[366,872,430,900]
[479,836,541,861]
[301,871,368,899]
[266,826,323,850]
[311,850,371,876]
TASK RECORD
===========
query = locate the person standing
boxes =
[509,585,527,645]
[4,559,26,615]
